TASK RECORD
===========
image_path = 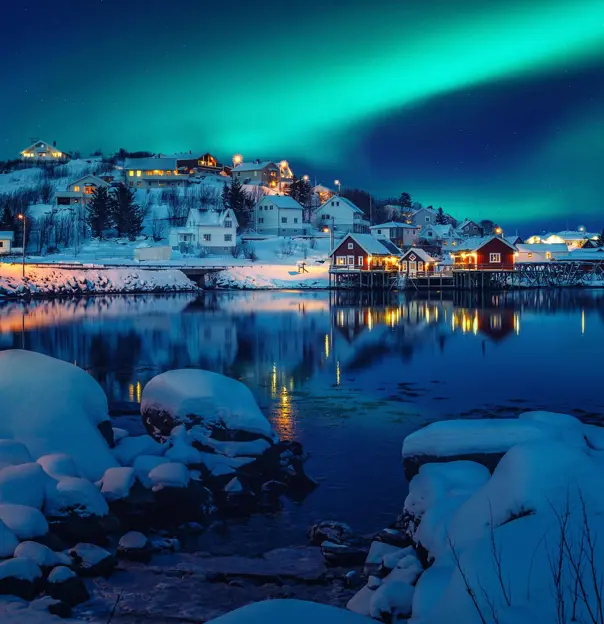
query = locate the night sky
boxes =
[1,0,603,231]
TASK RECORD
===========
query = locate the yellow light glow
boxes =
[302,175,310,181]
[73,186,80,192]
[367,310,373,331]
[128,171,134,177]
[324,333,330,359]
[136,381,142,403]
[514,313,520,335]
[472,312,478,335]
[336,361,341,386]
[233,154,243,165]
[582,309,585,335]
[280,160,288,168]
[271,363,277,397]
[136,170,142,177]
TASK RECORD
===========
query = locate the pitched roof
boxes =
[0,231,15,241]
[186,208,238,227]
[320,196,364,215]
[424,224,454,238]
[260,195,303,210]
[21,140,70,155]
[401,247,437,263]
[68,174,108,188]
[124,157,178,170]
[369,221,417,230]
[330,233,398,257]
[457,219,479,230]
[454,236,517,252]
[516,243,568,253]
[378,239,404,256]
[233,161,278,172]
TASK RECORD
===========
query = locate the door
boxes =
[347,255,354,267]
[409,261,417,275]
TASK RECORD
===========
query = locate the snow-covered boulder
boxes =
[141,369,275,442]
[37,454,80,480]
[0,520,19,557]
[0,558,43,601]
[402,412,587,479]
[69,543,115,578]
[44,477,109,518]
[14,541,72,569]
[132,455,171,488]
[117,531,152,563]
[148,462,190,490]
[113,435,165,466]
[0,504,48,539]
[0,440,32,469]
[100,467,136,502]
[0,463,48,509]
[369,579,414,621]
[0,351,118,481]
[207,599,374,624]
[46,566,90,606]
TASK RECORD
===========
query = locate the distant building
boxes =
[410,207,438,228]
[420,224,464,249]
[253,195,308,236]
[451,236,517,270]
[312,184,336,206]
[161,152,228,177]
[369,222,420,249]
[168,208,238,253]
[399,248,438,276]
[55,175,110,206]
[313,196,369,234]
[21,140,70,163]
[124,157,190,188]
[525,230,598,250]
[232,161,281,188]
[329,233,402,271]
[455,219,482,238]
[0,232,15,255]
[515,243,567,262]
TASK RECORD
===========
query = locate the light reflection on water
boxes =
[1,289,604,542]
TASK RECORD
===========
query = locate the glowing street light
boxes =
[302,174,309,182]
[334,179,341,194]
[232,154,243,166]
[17,213,26,278]
[494,226,503,236]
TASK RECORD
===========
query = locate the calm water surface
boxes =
[1,289,603,552]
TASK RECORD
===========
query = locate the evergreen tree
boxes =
[435,207,447,225]
[399,192,412,209]
[111,183,144,240]
[229,177,250,227]
[287,176,301,201]
[86,186,113,239]
[221,184,231,210]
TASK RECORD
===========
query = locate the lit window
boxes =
[128,171,134,177]
[224,234,232,242]
[402,261,408,271]
[174,170,179,175]
[84,186,94,195]
[146,171,153,176]
[203,234,212,242]
[546,252,552,259]
[336,256,346,265]
[73,186,81,192]
[452,241,456,246]
[527,253,533,258]
[166,170,171,175]
[489,253,501,263]
[348,243,354,249]
[136,170,142,177]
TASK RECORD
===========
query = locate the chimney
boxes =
[189,150,192,154]
[53,140,56,147]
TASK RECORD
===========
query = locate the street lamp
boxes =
[302,175,310,182]
[232,154,243,166]
[334,179,341,194]
[494,226,503,237]
[17,213,26,278]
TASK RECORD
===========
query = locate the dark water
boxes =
[2,289,604,552]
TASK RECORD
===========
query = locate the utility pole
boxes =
[330,216,335,252]
[18,214,26,278]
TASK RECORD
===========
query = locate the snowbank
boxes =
[141,369,275,441]
[0,350,117,481]
[216,264,329,289]
[0,264,197,298]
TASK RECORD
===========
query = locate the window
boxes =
[358,256,363,266]
[136,170,142,177]
[84,186,94,195]
[451,241,456,246]
[128,171,134,177]
[418,261,423,270]
[224,234,232,242]
[377,229,381,234]
[281,217,288,223]
[73,186,81,192]
[224,220,232,228]
[294,218,298,224]
[402,261,408,271]
[427,231,433,237]
[348,243,354,250]
[322,214,328,220]
[546,252,552,260]
[527,253,533,258]
[258,218,264,224]
[270,206,273,210]
[145,171,153,176]
[0,242,4,248]
[336,256,346,265]
[335,201,340,206]
[489,253,501,263]
[425,217,430,222]
[203,234,212,242]
[166,170,172,176]
[347,255,354,265]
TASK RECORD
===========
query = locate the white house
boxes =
[55,175,110,206]
[313,196,369,234]
[0,232,15,254]
[254,195,308,236]
[369,222,420,249]
[21,140,70,163]
[515,243,568,262]
[410,207,438,228]
[169,208,238,254]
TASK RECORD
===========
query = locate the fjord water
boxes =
[1,289,603,550]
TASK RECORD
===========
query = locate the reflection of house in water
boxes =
[451,307,519,342]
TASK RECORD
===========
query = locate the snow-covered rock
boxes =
[112,427,130,443]
[113,435,165,466]
[37,454,80,480]
[0,520,19,557]
[0,351,118,481]
[369,579,414,621]
[14,541,71,569]
[0,441,32,469]
[117,531,152,563]
[364,541,407,575]
[132,455,171,488]
[69,543,115,577]
[208,599,374,624]
[0,504,48,539]
[141,369,275,442]
[0,559,43,601]
[165,426,203,465]
[44,476,109,518]
[100,466,136,502]
[0,463,48,509]
[46,566,89,606]
[148,462,190,490]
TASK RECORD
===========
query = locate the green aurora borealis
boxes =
[2,0,603,228]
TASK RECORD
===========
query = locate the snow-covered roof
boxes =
[232,161,278,172]
[552,230,597,240]
[186,208,236,227]
[401,247,437,263]
[320,196,364,215]
[456,219,479,230]
[454,236,517,252]
[516,243,568,253]
[68,174,108,188]
[370,221,417,230]
[379,238,404,256]
[261,195,303,210]
[0,231,14,241]
[330,233,399,257]
[21,140,70,156]
[425,224,454,238]
[124,157,178,170]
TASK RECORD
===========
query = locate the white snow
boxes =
[36,454,80,480]
[44,477,109,518]
[0,463,48,509]
[141,369,274,440]
[47,566,76,583]
[165,427,202,465]
[346,586,375,617]
[197,451,256,476]
[100,467,136,502]
[69,542,112,566]
[0,520,19,557]
[112,427,130,443]
[190,431,270,458]
[0,441,32,470]
[14,542,71,568]
[208,599,374,623]
[118,531,148,550]
[113,435,165,466]
[0,558,42,582]
[364,541,408,574]
[132,455,171,488]
[0,504,48,539]
[148,462,190,489]
[224,478,243,494]
[369,580,414,620]
[0,351,118,481]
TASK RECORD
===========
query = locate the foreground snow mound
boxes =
[207,599,373,623]
[44,477,109,518]
[0,351,118,481]
[0,504,48,539]
[141,369,275,442]
[0,463,48,508]
[404,413,604,624]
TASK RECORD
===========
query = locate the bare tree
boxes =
[151,211,165,241]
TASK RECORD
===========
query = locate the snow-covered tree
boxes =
[86,186,113,240]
